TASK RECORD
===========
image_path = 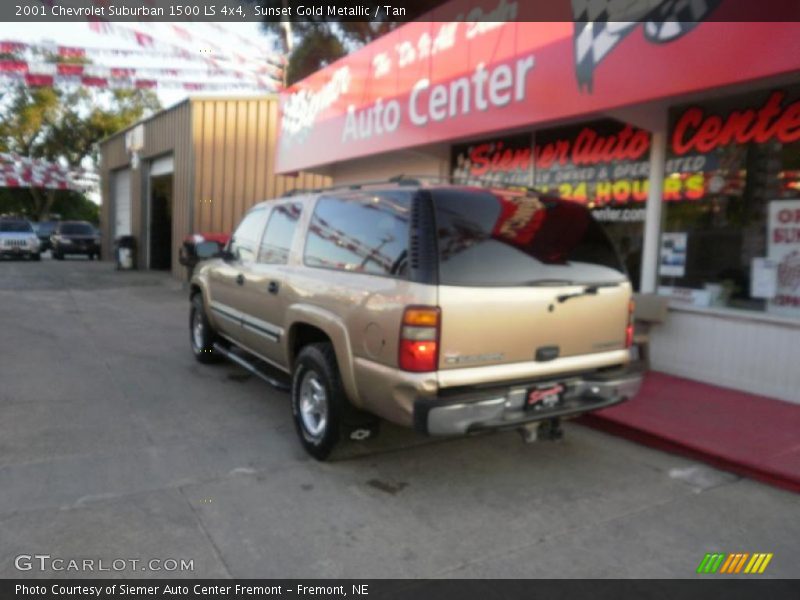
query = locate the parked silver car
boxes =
[0,218,40,261]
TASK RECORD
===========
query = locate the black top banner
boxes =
[4,579,800,600]
[3,0,800,23]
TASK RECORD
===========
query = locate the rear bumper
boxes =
[413,362,643,435]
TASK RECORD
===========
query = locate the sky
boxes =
[0,21,280,107]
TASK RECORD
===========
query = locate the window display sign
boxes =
[657,286,712,307]
[672,91,800,156]
[451,134,532,187]
[533,120,650,211]
[660,232,688,277]
[751,258,779,299]
[532,120,720,215]
[768,200,800,317]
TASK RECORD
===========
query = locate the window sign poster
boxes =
[660,232,688,277]
[751,258,778,299]
[657,286,711,307]
[451,134,533,187]
[768,200,800,318]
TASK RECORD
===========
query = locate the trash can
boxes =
[115,235,137,271]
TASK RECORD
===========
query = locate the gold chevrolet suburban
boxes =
[189,180,642,460]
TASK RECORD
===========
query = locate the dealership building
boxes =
[274,1,800,403]
[99,95,329,278]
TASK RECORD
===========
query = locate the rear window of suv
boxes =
[431,189,627,287]
[304,191,411,277]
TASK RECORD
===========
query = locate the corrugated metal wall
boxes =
[191,98,330,237]
[99,100,192,274]
[100,96,330,279]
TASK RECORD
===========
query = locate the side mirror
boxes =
[195,240,223,261]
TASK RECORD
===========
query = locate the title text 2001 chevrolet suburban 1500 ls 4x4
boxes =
[189,181,642,459]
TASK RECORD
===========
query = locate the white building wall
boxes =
[328,144,450,186]
[650,308,800,404]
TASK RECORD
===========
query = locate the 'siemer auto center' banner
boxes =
[276,0,800,174]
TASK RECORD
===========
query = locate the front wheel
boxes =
[190,294,222,364]
[292,343,345,461]
[31,252,41,261]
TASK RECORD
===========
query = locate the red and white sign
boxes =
[0,153,93,191]
[672,91,800,155]
[768,200,800,317]
[276,0,800,173]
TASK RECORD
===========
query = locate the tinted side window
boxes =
[230,208,269,262]
[259,203,302,265]
[304,192,411,277]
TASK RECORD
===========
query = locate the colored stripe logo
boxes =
[697,553,773,574]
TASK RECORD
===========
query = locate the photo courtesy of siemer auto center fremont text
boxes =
[0,0,799,597]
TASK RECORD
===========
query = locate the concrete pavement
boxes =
[1,257,798,578]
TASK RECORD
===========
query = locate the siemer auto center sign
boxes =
[276,0,800,173]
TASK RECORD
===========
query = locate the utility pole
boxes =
[280,0,293,88]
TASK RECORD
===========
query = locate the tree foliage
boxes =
[258,1,446,85]
[0,84,160,167]
[0,188,99,224]
[0,62,160,219]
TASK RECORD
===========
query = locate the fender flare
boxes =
[285,303,362,408]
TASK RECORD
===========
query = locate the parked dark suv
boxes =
[51,221,101,260]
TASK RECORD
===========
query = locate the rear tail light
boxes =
[399,306,440,372]
[625,299,635,348]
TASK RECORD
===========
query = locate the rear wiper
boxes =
[557,282,620,303]
[521,279,575,287]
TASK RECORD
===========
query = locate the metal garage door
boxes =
[112,169,132,237]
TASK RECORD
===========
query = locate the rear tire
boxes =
[54,250,63,260]
[31,252,41,261]
[190,294,222,364]
[291,343,344,461]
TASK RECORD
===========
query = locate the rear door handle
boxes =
[268,281,280,294]
[235,274,245,286]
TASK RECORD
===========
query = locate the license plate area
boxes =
[525,382,565,412]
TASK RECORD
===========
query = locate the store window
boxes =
[451,134,533,188]
[659,87,800,319]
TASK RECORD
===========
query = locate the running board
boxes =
[213,343,291,392]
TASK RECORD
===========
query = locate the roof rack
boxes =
[280,174,447,197]
[278,176,548,198]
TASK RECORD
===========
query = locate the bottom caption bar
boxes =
[5,580,800,600]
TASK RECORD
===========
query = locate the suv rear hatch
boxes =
[431,188,631,372]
